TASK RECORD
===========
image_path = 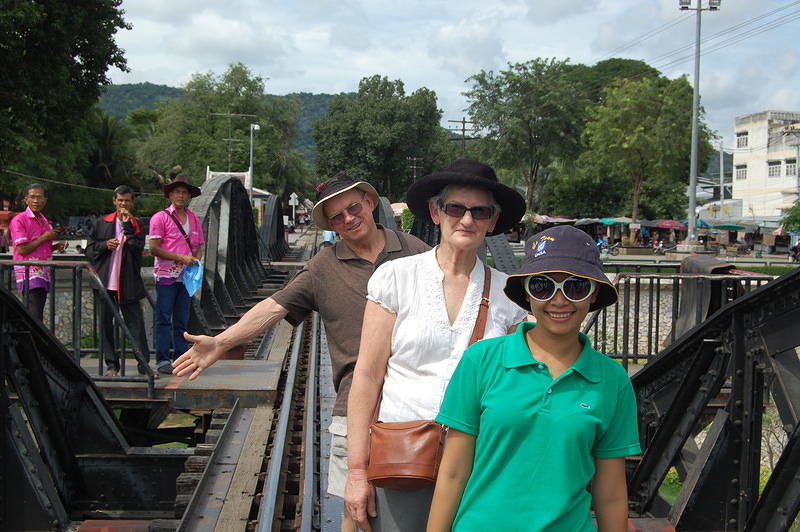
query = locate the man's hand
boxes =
[173,333,223,380]
[345,469,377,532]
[53,241,68,253]
[42,229,59,242]
[177,254,197,265]
[106,238,120,250]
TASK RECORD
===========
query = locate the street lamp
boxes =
[248,123,260,201]
[681,0,720,243]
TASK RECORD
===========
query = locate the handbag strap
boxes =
[468,265,491,346]
[164,209,191,247]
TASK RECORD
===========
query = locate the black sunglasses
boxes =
[438,202,495,220]
[524,275,596,303]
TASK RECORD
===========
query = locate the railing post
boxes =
[73,267,82,361]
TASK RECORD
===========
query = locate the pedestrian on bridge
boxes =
[346,158,528,532]
[172,172,429,532]
[86,185,151,377]
[8,184,67,321]
[149,175,205,376]
[427,225,641,532]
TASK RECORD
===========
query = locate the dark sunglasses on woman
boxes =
[524,275,596,303]
[438,202,495,220]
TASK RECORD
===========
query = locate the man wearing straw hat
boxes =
[173,172,428,531]
[149,175,205,375]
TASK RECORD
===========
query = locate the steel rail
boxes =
[175,399,247,532]
[300,313,320,532]
[256,320,306,531]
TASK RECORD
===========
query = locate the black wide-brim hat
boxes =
[504,225,618,312]
[163,175,201,198]
[406,158,526,236]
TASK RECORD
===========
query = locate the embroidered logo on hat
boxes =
[535,239,548,257]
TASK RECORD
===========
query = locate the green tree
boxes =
[566,58,661,104]
[781,200,800,232]
[578,76,712,222]
[464,58,589,210]
[313,75,449,200]
[134,63,311,199]
[0,0,129,172]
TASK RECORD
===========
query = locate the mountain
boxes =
[99,83,340,165]
[100,82,183,117]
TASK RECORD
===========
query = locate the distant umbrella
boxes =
[656,220,687,230]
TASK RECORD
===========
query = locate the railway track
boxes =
[171,230,323,532]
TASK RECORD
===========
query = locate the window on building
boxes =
[736,131,748,148]
[768,161,781,177]
[787,159,797,176]
[735,164,747,180]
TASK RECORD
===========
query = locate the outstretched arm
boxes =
[173,296,289,379]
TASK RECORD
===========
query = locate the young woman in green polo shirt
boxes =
[428,225,641,532]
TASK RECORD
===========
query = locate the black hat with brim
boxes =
[405,158,526,236]
[163,175,201,198]
[504,225,618,312]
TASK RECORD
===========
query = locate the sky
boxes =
[109,0,800,151]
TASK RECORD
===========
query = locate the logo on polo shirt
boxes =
[580,403,590,409]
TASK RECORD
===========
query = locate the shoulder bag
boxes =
[366,265,491,490]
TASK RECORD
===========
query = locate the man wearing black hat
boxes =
[149,175,205,375]
[172,173,428,529]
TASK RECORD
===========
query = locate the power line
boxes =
[597,13,692,62]
[1,168,162,196]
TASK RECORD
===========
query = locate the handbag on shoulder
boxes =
[366,265,491,490]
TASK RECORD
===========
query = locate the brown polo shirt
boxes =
[271,226,429,416]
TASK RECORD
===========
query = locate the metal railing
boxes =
[0,259,156,396]
[583,272,774,369]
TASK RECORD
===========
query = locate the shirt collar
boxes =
[503,322,602,383]
[335,224,390,260]
[166,204,178,214]
[24,206,39,219]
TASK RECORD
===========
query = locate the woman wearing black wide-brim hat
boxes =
[346,158,529,532]
[428,225,641,531]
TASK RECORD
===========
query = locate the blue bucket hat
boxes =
[504,225,617,312]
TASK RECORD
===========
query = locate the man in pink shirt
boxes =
[9,184,67,321]
[148,175,205,375]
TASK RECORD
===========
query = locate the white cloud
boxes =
[108,0,800,148]
[428,16,506,77]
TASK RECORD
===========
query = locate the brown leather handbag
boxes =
[366,266,491,490]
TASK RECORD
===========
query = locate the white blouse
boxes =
[367,247,528,422]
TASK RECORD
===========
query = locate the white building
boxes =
[732,110,800,217]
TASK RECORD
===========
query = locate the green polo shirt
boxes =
[436,322,641,532]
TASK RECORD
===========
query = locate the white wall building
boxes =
[732,110,800,217]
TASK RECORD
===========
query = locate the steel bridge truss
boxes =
[628,267,800,531]
[1,287,192,531]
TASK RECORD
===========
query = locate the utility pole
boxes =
[210,112,257,172]
[719,138,725,218]
[680,0,721,243]
[406,156,423,181]
[447,118,478,157]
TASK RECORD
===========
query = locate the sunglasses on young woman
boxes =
[524,275,596,303]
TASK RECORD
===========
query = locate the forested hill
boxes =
[100,83,344,164]
[100,82,183,117]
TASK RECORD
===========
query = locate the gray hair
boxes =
[427,184,502,214]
